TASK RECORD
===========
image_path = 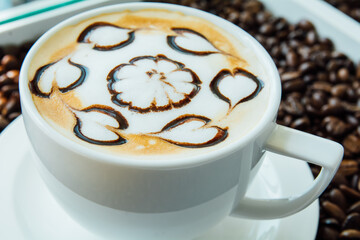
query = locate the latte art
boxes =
[28,9,269,157]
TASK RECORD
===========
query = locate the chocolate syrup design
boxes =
[210,68,264,109]
[29,59,87,98]
[151,115,228,148]
[167,28,220,56]
[30,22,265,150]
[73,105,128,145]
[107,55,201,113]
[78,22,135,51]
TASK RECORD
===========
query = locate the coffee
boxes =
[28,9,270,158]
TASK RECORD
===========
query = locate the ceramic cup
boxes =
[19,2,343,240]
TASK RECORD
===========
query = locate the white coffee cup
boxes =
[19,2,343,240]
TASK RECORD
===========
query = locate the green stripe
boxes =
[0,0,85,25]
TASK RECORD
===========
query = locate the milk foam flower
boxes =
[108,55,201,113]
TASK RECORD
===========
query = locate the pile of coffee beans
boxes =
[0,43,33,131]
[0,0,359,239]
[153,0,360,239]
[325,0,360,23]
[0,42,34,131]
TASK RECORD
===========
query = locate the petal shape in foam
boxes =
[210,68,264,109]
[73,105,128,145]
[151,115,228,148]
[78,22,135,51]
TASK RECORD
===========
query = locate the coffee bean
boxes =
[321,217,341,230]
[351,175,360,191]
[286,51,299,68]
[345,88,357,102]
[0,97,6,112]
[1,54,18,70]
[282,79,305,92]
[290,116,310,130]
[338,160,359,176]
[259,23,275,35]
[7,112,20,121]
[255,10,271,24]
[340,185,360,200]
[332,84,350,97]
[6,70,19,84]
[331,51,347,60]
[311,91,328,109]
[348,201,360,213]
[302,74,316,83]
[1,96,18,118]
[275,18,288,31]
[299,61,316,74]
[297,19,315,31]
[0,84,18,98]
[0,65,5,75]
[306,30,317,45]
[343,102,360,113]
[281,71,301,82]
[343,212,360,230]
[343,135,360,154]
[0,115,9,129]
[322,116,347,137]
[323,201,346,222]
[327,60,340,72]
[329,188,348,210]
[338,68,350,82]
[227,11,240,23]
[339,229,360,239]
[244,1,263,13]
[298,46,312,61]
[321,103,345,116]
[312,81,332,93]
[319,226,339,240]
[283,96,305,116]
[0,74,12,88]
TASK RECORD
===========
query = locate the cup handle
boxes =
[231,124,343,219]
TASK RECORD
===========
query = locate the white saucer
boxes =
[0,117,319,240]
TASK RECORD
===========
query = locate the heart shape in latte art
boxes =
[77,22,135,51]
[72,105,128,145]
[151,115,228,148]
[210,68,264,109]
[167,28,220,56]
[29,58,87,98]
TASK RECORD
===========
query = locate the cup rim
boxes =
[19,2,281,169]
